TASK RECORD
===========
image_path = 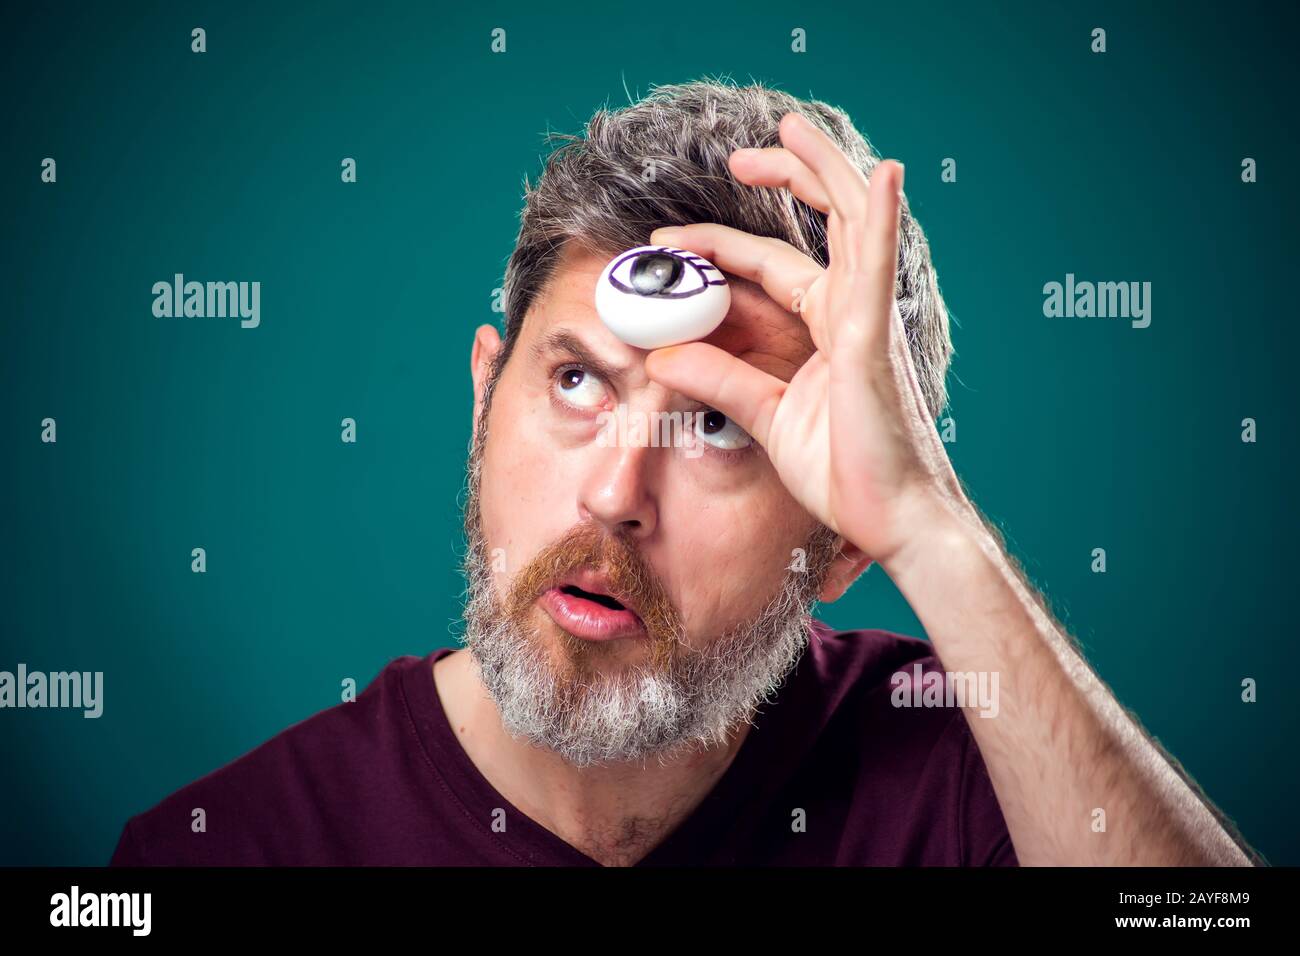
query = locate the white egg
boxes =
[594,246,731,349]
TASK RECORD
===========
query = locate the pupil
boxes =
[561,369,584,388]
[701,410,726,434]
[630,253,684,295]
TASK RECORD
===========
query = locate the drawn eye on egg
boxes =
[594,246,731,349]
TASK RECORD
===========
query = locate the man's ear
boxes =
[470,324,503,425]
[817,537,874,603]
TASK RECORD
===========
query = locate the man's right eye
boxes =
[553,365,606,409]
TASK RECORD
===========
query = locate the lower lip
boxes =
[540,588,646,641]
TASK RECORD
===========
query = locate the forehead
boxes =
[522,244,814,382]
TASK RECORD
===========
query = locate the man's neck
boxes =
[432,647,751,866]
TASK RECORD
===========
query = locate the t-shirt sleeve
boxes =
[955,718,1019,866]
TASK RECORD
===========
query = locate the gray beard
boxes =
[458,440,839,768]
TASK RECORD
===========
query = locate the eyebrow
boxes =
[530,328,631,385]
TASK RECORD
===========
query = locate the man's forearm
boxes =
[880,494,1253,866]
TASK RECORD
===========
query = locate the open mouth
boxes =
[558,584,627,612]
[540,576,646,641]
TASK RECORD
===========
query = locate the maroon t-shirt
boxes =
[109,621,1018,866]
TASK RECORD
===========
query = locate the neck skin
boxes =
[432,648,751,866]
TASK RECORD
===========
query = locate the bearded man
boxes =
[109,80,1257,868]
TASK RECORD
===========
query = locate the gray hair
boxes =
[500,78,953,417]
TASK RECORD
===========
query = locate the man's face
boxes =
[461,244,841,766]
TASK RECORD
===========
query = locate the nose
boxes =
[576,441,659,541]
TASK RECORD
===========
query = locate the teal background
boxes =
[1,1,1294,864]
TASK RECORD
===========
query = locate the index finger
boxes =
[777,112,871,224]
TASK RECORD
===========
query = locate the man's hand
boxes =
[645,112,966,569]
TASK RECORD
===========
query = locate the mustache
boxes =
[504,521,684,649]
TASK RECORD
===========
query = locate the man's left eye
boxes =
[554,366,605,408]
[695,409,753,450]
